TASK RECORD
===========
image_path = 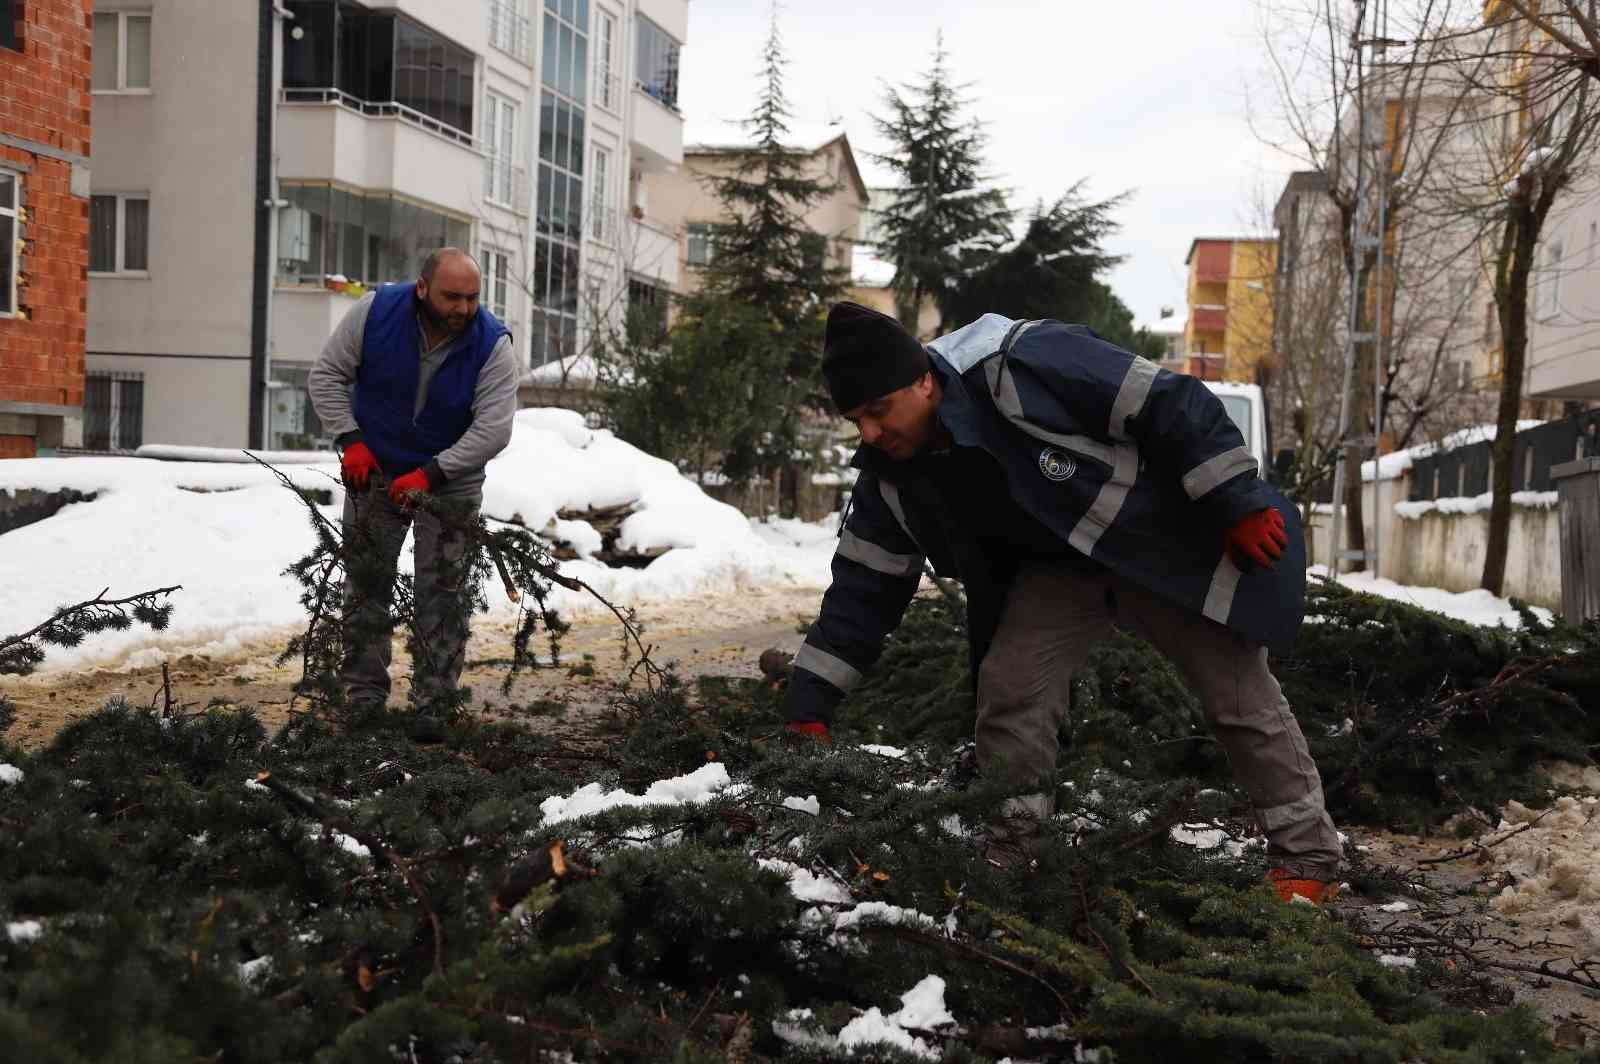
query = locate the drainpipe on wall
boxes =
[250,0,290,449]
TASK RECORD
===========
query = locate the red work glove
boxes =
[340,440,379,491]
[387,468,431,506]
[784,721,832,746]
[1224,507,1289,569]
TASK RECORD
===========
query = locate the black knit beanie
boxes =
[821,302,930,413]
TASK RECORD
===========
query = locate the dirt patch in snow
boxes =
[0,584,822,749]
[1336,765,1600,1043]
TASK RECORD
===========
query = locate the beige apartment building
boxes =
[641,121,867,309]
[87,0,687,451]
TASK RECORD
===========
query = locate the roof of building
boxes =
[682,120,869,203]
[1184,234,1277,264]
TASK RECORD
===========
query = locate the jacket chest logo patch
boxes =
[1038,447,1077,482]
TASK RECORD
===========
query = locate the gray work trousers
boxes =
[338,474,483,710]
[976,560,1341,879]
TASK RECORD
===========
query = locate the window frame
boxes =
[89,193,152,277]
[484,91,519,208]
[83,371,146,451]
[483,246,512,320]
[92,11,153,95]
[685,222,716,267]
[1538,239,1564,321]
[1,0,20,53]
[589,146,610,242]
[0,170,18,317]
[595,10,617,112]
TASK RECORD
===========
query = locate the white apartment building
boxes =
[1525,189,1600,403]
[87,0,686,451]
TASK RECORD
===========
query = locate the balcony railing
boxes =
[279,88,477,150]
[488,0,532,63]
[1191,304,1228,334]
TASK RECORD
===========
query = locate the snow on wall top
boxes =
[1362,420,1545,482]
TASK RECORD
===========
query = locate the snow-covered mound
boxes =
[1310,568,1554,629]
[0,409,834,671]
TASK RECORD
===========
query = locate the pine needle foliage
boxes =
[2,558,1596,1058]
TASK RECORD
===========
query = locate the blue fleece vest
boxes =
[352,283,509,476]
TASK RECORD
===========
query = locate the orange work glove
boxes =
[387,468,431,506]
[784,721,832,745]
[1224,507,1289,569]
[340,440,379,491]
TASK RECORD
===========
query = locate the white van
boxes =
[1203,381,1270,476]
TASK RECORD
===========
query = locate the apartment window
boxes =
[485,248,511,319]
[595,10,617,111]
[634,15,679,110]
[92,12,152,92]
[83,372,145,451]
[1538,240,1564,320]
[275,182,470,285]
[533,0,589,365]
[282,2,474,141]
[484,92,518,207]
[626,276,666,344]
[0,171,16,316]
[589,147,610,241]
[89,194,151,275]
[2,0,20,52]
[686,223,716,267]
[488,0,530,61]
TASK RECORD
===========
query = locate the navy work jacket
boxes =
[785,314,1306,724]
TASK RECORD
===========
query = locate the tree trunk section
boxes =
[1481,213,1534,596]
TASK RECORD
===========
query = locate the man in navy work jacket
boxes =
[308,247,519,712]
[783,301,1340,904]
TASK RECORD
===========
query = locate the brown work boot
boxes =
[1266,867,1340,905]
[979,795,1050,871]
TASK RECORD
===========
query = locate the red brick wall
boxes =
[0,0,93,456]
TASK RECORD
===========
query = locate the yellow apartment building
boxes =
[1183,237,1278,382]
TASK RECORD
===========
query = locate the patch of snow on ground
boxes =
[0,764,22,785]
[758,858,852,905]
[832,901,938,932]
[539,762,732,826]
[1310,568,1554,629]
[1379,901,1412,913]
[776,976,953,1060]
[782,795,821,816]
[1377,954,1417,969]
[1487,795,1600,949]
[860,744,908,760]
[0,409,841,672]
[6,920,43,943]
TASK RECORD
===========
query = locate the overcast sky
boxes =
[677,0,1304,330]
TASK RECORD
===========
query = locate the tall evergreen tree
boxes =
[871,35,1013,334]
[690,7,848,493]
[943,188,1162,358]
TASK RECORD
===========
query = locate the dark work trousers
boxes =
[976,560,1341,879]
[338,473,483,711]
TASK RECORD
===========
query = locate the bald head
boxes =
[415,247,482,337]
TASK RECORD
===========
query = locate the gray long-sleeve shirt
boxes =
[307,291,520,486]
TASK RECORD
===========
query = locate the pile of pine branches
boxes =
[2,470,1597,1060]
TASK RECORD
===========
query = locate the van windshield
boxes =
[1218,395,1253,450]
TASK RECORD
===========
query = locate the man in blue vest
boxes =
[782,302,1341,904]
[308,247,519,712]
